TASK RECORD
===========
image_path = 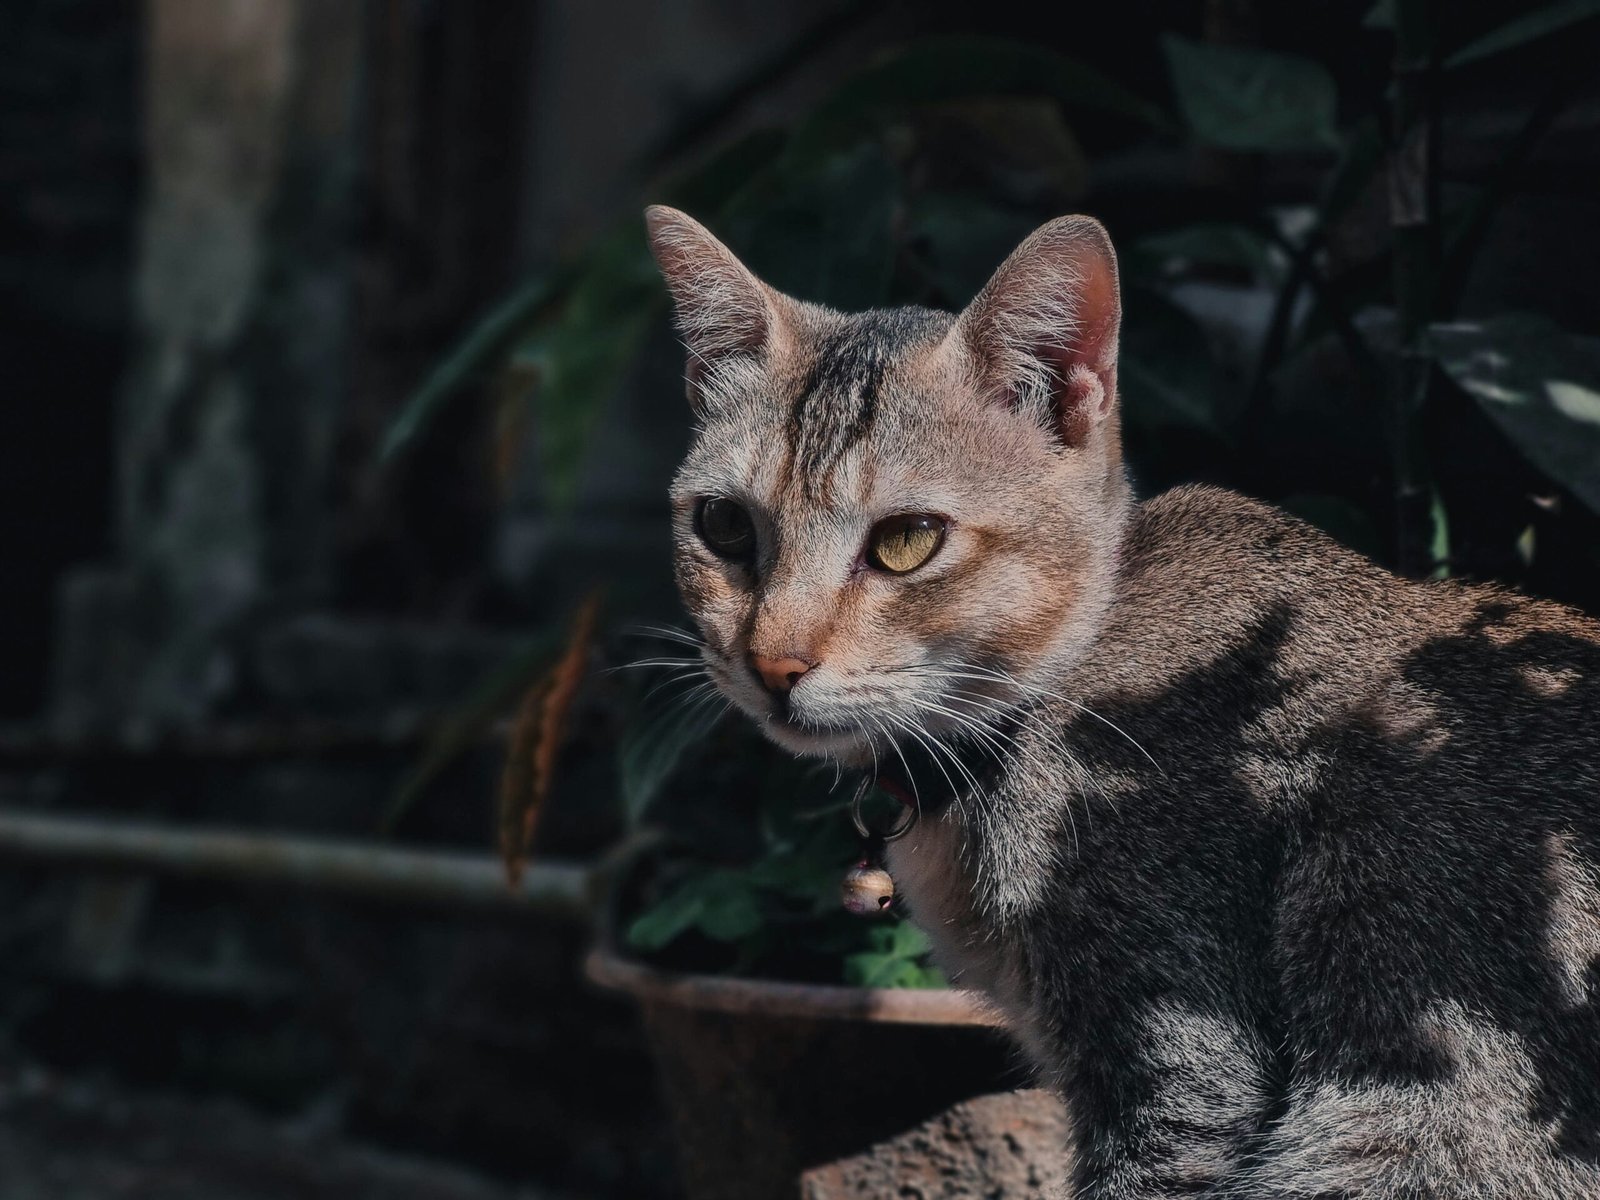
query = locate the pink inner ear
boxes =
[1050,244,1119,447]
[1074,254,1120,370]
[1059,363,1106,447]
[958,215,1122,449]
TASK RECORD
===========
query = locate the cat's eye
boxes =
[867,514,947,574]
[696,496,756,560]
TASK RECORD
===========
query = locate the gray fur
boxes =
[977,489,1600,1198]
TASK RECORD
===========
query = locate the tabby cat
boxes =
[645,204,1600,1198]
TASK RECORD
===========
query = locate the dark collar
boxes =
[872,728,1010,817]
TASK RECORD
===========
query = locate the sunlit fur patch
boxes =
[1362,681,1450,758]
[1234,1003,1600,1199]
[1098,1002,1273,1193]
[1522,662,1582,698]
[1543,832,1600,1007]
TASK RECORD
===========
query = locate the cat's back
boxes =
[1067,485,1600,1193]
[1099,483,1600,760]
[1068,482,1600,898]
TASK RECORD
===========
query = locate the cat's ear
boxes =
[644,206,784,404]
[953,215,1120,449]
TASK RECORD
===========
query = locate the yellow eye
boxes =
[867,514,947,574]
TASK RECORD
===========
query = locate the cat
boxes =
[644,203,1600,1198]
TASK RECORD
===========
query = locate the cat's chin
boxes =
[758,716,874,764]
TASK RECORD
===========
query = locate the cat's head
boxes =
[646,206,1131,765]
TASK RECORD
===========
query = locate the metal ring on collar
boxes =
[850,775,919,843]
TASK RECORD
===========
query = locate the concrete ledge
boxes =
[801,1088,1071,1199]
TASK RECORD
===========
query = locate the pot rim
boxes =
[585,945,1005,1027]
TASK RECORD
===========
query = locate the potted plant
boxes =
[393,592,1027,1198]
[586,692,1020,1200]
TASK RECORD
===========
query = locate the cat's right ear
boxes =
[952,215,1121,451]
[644,206,784,407]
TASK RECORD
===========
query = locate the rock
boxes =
[800,1088,1072,1199]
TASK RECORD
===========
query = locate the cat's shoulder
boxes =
[1132,484,1351,555]
[1125,483,1600,650]
[1123,484,1378,588]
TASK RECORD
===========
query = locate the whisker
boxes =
[918,675,1118,846]
[621,623,707,649]
[643,666,713,703]
[886,711,975,802]
[878,718,922,812]
[864,716,883,781]
[914,693,1070,807]
[906,696,1014,766]
[648,683,728,746]
[898,661,1165,776]
[603,655,703,674]
[622,687,727,787]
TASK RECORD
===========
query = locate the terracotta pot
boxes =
[586,947,1024,1200]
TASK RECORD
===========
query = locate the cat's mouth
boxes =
[771,709,863,739]
[759,706,874,760]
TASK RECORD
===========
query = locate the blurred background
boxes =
[2,1,1599,1197]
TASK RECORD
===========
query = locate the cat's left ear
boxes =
[952,215,1120,449]
[644,205,787,408]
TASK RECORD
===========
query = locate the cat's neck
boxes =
[1067,484,1402,707]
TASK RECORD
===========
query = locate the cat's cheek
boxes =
[673,560,712,612]
[876,555,989,644]
[671,559,745,662]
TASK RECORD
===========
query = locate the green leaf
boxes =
[1316,119,1384,228]
[936,98,1090,200]
[1363,0,1395,29]
[905,194,1039,304]
[625,868,763,951]
[659,128,790,215]
[843,951,918,989]
[383,134,787,479]
[746,839,846,913]
[625,888,706,952]
[792,36,1170,160]
[843,921,944,989]
[380,275,561,463]
[1428,488,1453,581]
[380,629,562,833]
[1431,314,1600,515]
[1161,35,1340,152]
[1119,287,1232,439]
[726,143,900,311]
[617,694,725,825]
[515,225,663,506]
[1436,75,1581,321]
[697,880,764,942]
[1130,223,1282,283]
[1446,0,1600,69]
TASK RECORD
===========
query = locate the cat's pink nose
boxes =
[751,654,812,694]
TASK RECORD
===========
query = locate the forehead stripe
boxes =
[785,308,948,494]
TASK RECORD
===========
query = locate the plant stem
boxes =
[1253,220,1384,407]
[1436,65,1582,319]
[1236,121,1383,448]
[1389,0,1442,576]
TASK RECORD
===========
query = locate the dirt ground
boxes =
[0,1062,568,1200]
